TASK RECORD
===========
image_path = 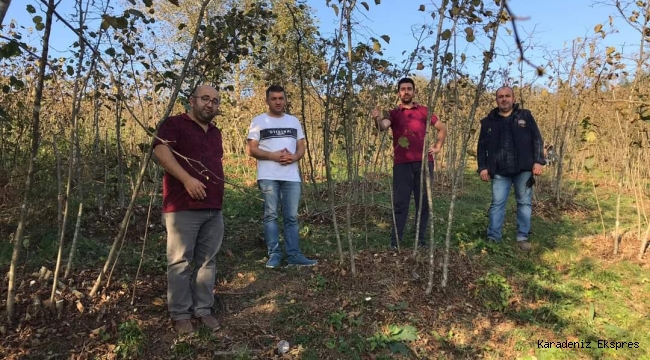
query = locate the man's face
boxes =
[496,87,514,114]
[266,91,286,115]
[190,87,220,124]
[398,83,415,104]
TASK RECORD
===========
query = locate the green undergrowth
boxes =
[216,169,650,359]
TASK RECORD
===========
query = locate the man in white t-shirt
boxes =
[246,85,318,268]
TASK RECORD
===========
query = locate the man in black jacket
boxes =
[477,86,545,251]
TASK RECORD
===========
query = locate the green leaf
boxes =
[32,16,43,24]
[361,1,369,11]
[392,325,418,342]
[584,157,596,171]
[9,76,24,89]
[388,342,410,355]
[167,0,180,6]
[380,34,390,43]
[123,44,135,56]
[418,4,425,11]
[0,40,23,59]
[35,23,45,31]
[163,71,178,80]
[178,23,187,30]
[441,29,452,40]
[589,303,595,320]
[398,136,410,149]
[66,66,74,76]
[374,0,380,4]
[105,47,116,56]
[142,0,153,7]
[26,5,36,14]
[331,4,339,17]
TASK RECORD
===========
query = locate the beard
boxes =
[194,108,217,123]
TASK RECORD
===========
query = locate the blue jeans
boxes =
[488,171,533,242]
[258,180,302,258]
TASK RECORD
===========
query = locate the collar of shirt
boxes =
[182,113,216,129]
[397,102,421,111]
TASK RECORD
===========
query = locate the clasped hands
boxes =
[273,148,295,165]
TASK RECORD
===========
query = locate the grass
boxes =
[2,164,649,359]
[213,168,650,359]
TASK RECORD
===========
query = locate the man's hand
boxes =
[371,108,381,121]
[532,163,543,176]
[270,148,289,163]
[183,177,207,200]
[279,148,298,165]
[428,144,441,155]
[280,151,296,165]
[479,169,490,182]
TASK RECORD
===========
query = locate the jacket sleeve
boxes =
[477,119,488,173]
[527,111,546,165]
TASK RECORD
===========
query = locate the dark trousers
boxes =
[391,161,434,247]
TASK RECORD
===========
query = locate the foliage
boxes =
[115,319,146,359]
[475,272,512,311]
[367,324,418,356]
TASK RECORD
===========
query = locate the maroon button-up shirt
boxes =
[153,113,225,213]
[389,103,438,164]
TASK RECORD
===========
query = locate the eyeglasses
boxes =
[192,95,220,106]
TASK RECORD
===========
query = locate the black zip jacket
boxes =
[477,104,545,177]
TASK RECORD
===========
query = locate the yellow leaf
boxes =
[372,40,381,52]
[152,297,165,306]
[594,23,602,33]
[585,131,597,142]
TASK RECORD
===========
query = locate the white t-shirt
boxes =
[247,113,305,181]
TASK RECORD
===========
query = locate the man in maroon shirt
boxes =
[153,85,225,334]
[372,78,447,250]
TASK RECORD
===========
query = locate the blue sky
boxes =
[4,0,641,78]
[310,0,640,78]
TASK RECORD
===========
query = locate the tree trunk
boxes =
[115,99,125,208]
[343,0,357,276]
[6,0,54,322]
[131,168,160,305]
[53,134,63,240]
[438,0,505,289]
[0,0,12,26]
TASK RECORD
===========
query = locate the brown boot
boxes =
[173,319,194,334]
[200,315,221,330]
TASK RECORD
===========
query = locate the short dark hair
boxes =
[397,77,415,91]
[266,85,285,98]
